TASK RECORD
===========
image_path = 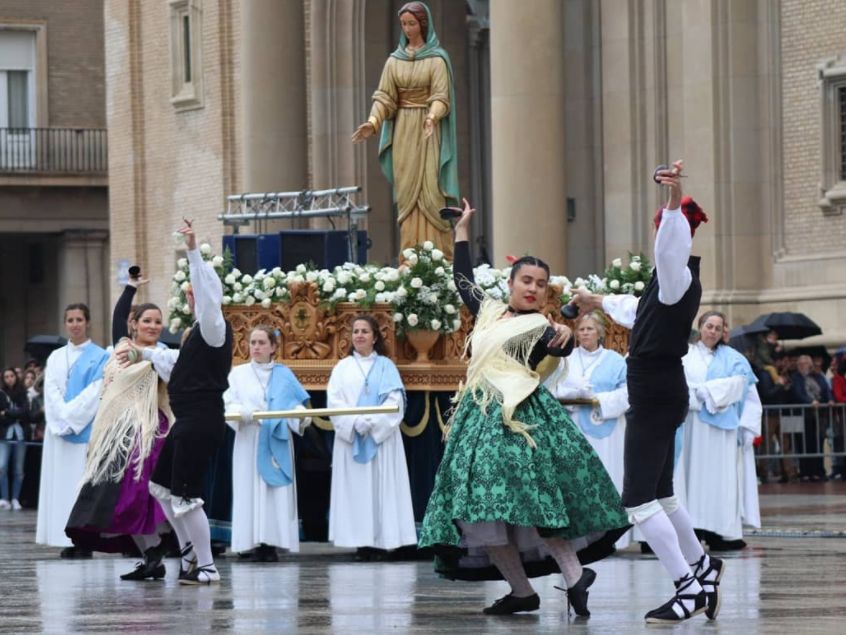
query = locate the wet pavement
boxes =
[1,482,844,633]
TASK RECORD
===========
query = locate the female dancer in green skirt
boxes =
[419,199,629,617]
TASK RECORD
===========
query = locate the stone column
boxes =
[57,230,109,345]
[489,0,566,272]
[240,0,308,193]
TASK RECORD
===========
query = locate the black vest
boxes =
[168,321,233,411]
[628,256,702,363]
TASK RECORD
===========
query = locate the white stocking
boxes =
[486,544,535,598]
[542,537,583,588]
[181,506,215,570]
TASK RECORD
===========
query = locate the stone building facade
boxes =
[0,0,109,363]
[104,0,846,345]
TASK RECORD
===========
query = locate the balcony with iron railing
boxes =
[0,128,107,184]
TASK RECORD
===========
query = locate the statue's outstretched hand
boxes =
[423,115,435,139]
[352,122,375,144]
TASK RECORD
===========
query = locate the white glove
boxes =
[240,411,253,426]
[574,378,593,400]
[739,428,756,449]
[353,417,371,436]
[694,386,709,405]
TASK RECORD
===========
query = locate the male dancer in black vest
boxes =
[148,220,233,585]
[571,161,722,623]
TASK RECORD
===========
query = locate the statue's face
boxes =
[400,12,422,43]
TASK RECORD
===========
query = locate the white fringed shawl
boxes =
[449,299,549,448]
[82,341,172,485]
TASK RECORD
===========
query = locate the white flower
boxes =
[336,271,351,285]
[170,317,182,330]
[444,304,456,314]
[322,279,336,292]
[410,277,423,289]
[296,264,307,274]
[261,298,272,309]
[224,274,236,285]
[263,277,277,290]
[212,255,224,267]
[423,241,434,251]
[612,258,623,268]
[181,304,192,315]
[233,282,243,292]
[402,248,415,260]
[222,295,232,305]
[306,271,318,283]
[386,269,400,282]
[609,279,621,290]
[174,270,186,282]
[631,255,641,262]
[634,281,645,292]
[489,288,503,300]
[395,286,408,298]
[630,261,642,272]
[434,266,445,276]
[231,268,241,277]
[333,289,347,300]
[200,243,212,256]
[177,257,188,269]
[242,274,253,285]
[447,280,457,292]
[359,272,371,283]
[374,280,385,292]
[180,281,191,292]
[393,312,404,323]
[347,292,357,302]
[432,249,444,261]
[245,296,256,306]
[407,253,419,265]
[275,287,287,298]
[375,293,386,303]
[407,313,419,327]
[622,282,635,294]
[167,297,180,310]
[232,293,243,303]
[430,319,442,330]
[452,319,462,331]
[254,290,266,300]
[172,231,185,245]
[354,289,367,301]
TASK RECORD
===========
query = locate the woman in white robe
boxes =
[327,315,416,558]
[37,303,109,554]
[224,326,311,560]
[545,311,631,549]
[681,311,762,549]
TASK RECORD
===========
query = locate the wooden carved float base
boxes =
[223,281,630,392]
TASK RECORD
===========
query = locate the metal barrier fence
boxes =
[756,403,846,463]
[0,127,108,174]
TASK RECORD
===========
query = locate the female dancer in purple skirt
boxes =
[66,273,175,580]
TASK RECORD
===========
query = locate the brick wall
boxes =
[781,0,846,255]
[0,0,105,127]
[105,0,242,310]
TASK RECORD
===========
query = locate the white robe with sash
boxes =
[223,361,309,553]
[327,353,416,550]
[681,342,762,539]
[36,341,104,547]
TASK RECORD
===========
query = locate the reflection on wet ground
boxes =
[2,482,844,633]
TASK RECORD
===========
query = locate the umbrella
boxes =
[24,334,68,363]
[729,324,768,339]
[747,312,822,341]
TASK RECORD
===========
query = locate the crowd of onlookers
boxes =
[0,360,46,510]
[739,330,845,483]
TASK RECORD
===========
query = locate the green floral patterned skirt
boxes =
[419,385,630,581]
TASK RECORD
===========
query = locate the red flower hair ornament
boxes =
[653,196,709,237]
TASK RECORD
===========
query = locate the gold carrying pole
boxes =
[224,404,399,422]
[558,398,599,406]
